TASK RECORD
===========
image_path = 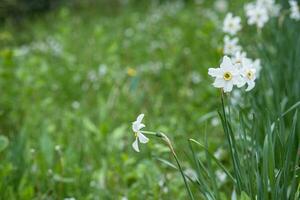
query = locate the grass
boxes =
[0,0,299,199]
[0,1,225,199]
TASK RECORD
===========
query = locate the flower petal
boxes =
[213,78,226,88]
[208,68,222,77]
[132,121,140,132]
[138,132,149,144]
[246,81,255,91]
[223,82,233,92]
[136,114,144,123]
[138,123,145,130]
[132,138,139,152]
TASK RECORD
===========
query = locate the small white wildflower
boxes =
[214,0,228,13]
[121,196,128,200]
[211,117,220,127]
[223,13,242,35]
[239,58,257,91]
[98,64,107,76]
[289,0,300,21]
[214,148,224,160]
[64,198,76,200]
[30,148,36,154]
[245,3,269,28]
[55,145,61,151]
[216,170,227,183]
[72,101,80,109]
[223,36,242,56]
[191,72,202,84]
[208,56,242,93]
[132,114,149,152]
[163,187,169,194]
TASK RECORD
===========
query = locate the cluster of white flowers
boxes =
[212,0,298,93]
[208,55,257,93]
[245,0,281,28]
[289,0,300,21]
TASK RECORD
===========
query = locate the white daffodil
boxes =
[208,56,242,93]
[223,13,242,35]
[223,36,242,56]
[289,0,300,21]
[245,3,269,28]
[232,51,247,67]
[239,58,257,91]
[132,114,149,152]
[252,0,281,17]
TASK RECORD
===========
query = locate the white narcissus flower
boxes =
[245,3,269,28]
[223,13,242,35]
[223,36,242,56]
[232,51,247,66]
[208,56,242,93]
[289,0,300,21]
[254,0,281,17]
[132,114,149,152]
[239,58,257,91]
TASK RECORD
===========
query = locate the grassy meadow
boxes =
[0,0,299,199]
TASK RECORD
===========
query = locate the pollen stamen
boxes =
[223,72,232,81]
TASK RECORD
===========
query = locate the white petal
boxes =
[138,123,145,130]
[132,121,140,132]
[223,82,233,92]
[213,78,226,88]
[220,56,233,69]
[208,68,222,77]
[246,81,255,91]
[137,132,149,144]
[132,138,139,152]
[236,76,246,88]
[136,114,144,123]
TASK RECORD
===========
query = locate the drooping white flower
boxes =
[223,13,242,35]
[289,0,300,21]
[239,58,257,91]
[245,3,269,28]
[223,36,242,56]
[131,114,149,152]
[208,56,242,92]
[232,51,247,66]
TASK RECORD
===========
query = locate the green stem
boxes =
[140,130,194,200]
[158,132,195,200]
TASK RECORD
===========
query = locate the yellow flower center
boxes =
[246,70,254,80]
[223,72,232,81]
[127,68,137,77]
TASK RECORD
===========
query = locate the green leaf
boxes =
[240,191,251,200]
[0,135,9,152]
